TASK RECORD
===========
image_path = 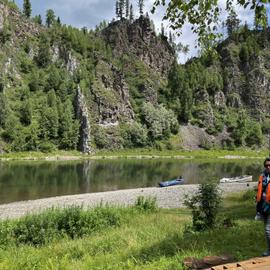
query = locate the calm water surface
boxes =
[0,158,263,204]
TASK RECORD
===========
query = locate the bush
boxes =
[242,189,256,201]
[38,141,57,153]
[184,182,221,231]
[134,196,158,212]
[11,206,122,246]
[121,122,148,148]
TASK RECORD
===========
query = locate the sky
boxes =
[13,0,265,63]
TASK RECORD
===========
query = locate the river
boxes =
[0,158,262,204]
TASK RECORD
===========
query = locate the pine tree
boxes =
[115,0,119,18]
[33,14,42,25]
[46,9,55,28]
[35,33,51,67]
[125,0,129,18]
[226,8,240,36]
[138,0,144,15]
[161,23,165,36]
[118,0,125,19]
[59,100,80,149]
[56,16,61,26]
[23,0,31,18]
[129,4,134,21]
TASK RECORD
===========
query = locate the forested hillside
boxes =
[0,0,269,153]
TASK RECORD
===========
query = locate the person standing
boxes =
[256,157,270,256]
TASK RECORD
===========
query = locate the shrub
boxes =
[141,102,179,140]
[242,189,256,201]
[134,196,158,212]
[121,122,148,148]
[11,206,122,246]
[184,182,221,231]
[38,141,56,153]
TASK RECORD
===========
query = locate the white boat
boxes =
[219,175,253,183]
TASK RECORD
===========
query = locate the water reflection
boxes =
[0,159,263,204]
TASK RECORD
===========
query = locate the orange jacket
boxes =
[256,174,270,203]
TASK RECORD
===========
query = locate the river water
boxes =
[0,158,263,204]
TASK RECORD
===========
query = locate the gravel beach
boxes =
[0,182,257,220]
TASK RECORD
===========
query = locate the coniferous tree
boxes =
[59,100,80,149]
[46,9,55,28]
[33,14,42,25]
[35,33,51,67]
[56,16,61,26]
[126,0,129,18]
[161,23,165,36]
[226,8,240,37]
[0,93,7,127]
[118,0,125,19]
[138,0,144,15]
[129,4,134,21]
[23,0,31,18]
[169,31,173,44]
[116,0,119,18]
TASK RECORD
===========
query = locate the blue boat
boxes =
[159,178,184,187]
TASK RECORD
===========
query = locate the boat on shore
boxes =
[219,175,253,183]
[159,178,184,187]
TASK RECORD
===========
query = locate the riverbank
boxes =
[0,182,256,220]
[0,149,268,161]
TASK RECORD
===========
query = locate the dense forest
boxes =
[0,0,269,153]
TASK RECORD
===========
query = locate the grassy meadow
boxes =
[0,191,265,270]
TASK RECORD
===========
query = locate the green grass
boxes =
[0,191,266,270]
[0,148,268,161]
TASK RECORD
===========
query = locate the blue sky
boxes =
[13,0,266,62]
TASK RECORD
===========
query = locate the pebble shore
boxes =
[0,182,257,220]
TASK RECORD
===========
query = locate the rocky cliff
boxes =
[101,16,175,75]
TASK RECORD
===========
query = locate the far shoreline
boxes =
[0,149,267,161]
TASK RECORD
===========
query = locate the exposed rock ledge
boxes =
[0,182,256,220]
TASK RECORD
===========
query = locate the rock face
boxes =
[219,40,270,119]
[101,16,175,74]
[180,124,229,150]
[0,3,40,41]
[91,60,134,126]
[75,86,91,153]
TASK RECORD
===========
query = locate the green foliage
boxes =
[242,189,256,201]
[231,110,248,147]
[262,119,270,134]
[226,8,240,37]
[141,102,179,140]
[93,125,124,150]
[0,20,12,44]
[121,122,148,148]
[0,93,8,127]
[35,33,51,67]
[9,206,122,246]
[58,100,80,150]
[245,121,263,147]
[134,196,158,212]
[184,182,221,231]
[33,14,42,25]
[23,0,31,18]
[152,0,267,48]
[46,9,55,28]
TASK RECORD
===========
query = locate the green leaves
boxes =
[152,0,269,48]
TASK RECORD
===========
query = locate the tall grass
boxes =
[0,205,128,246]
